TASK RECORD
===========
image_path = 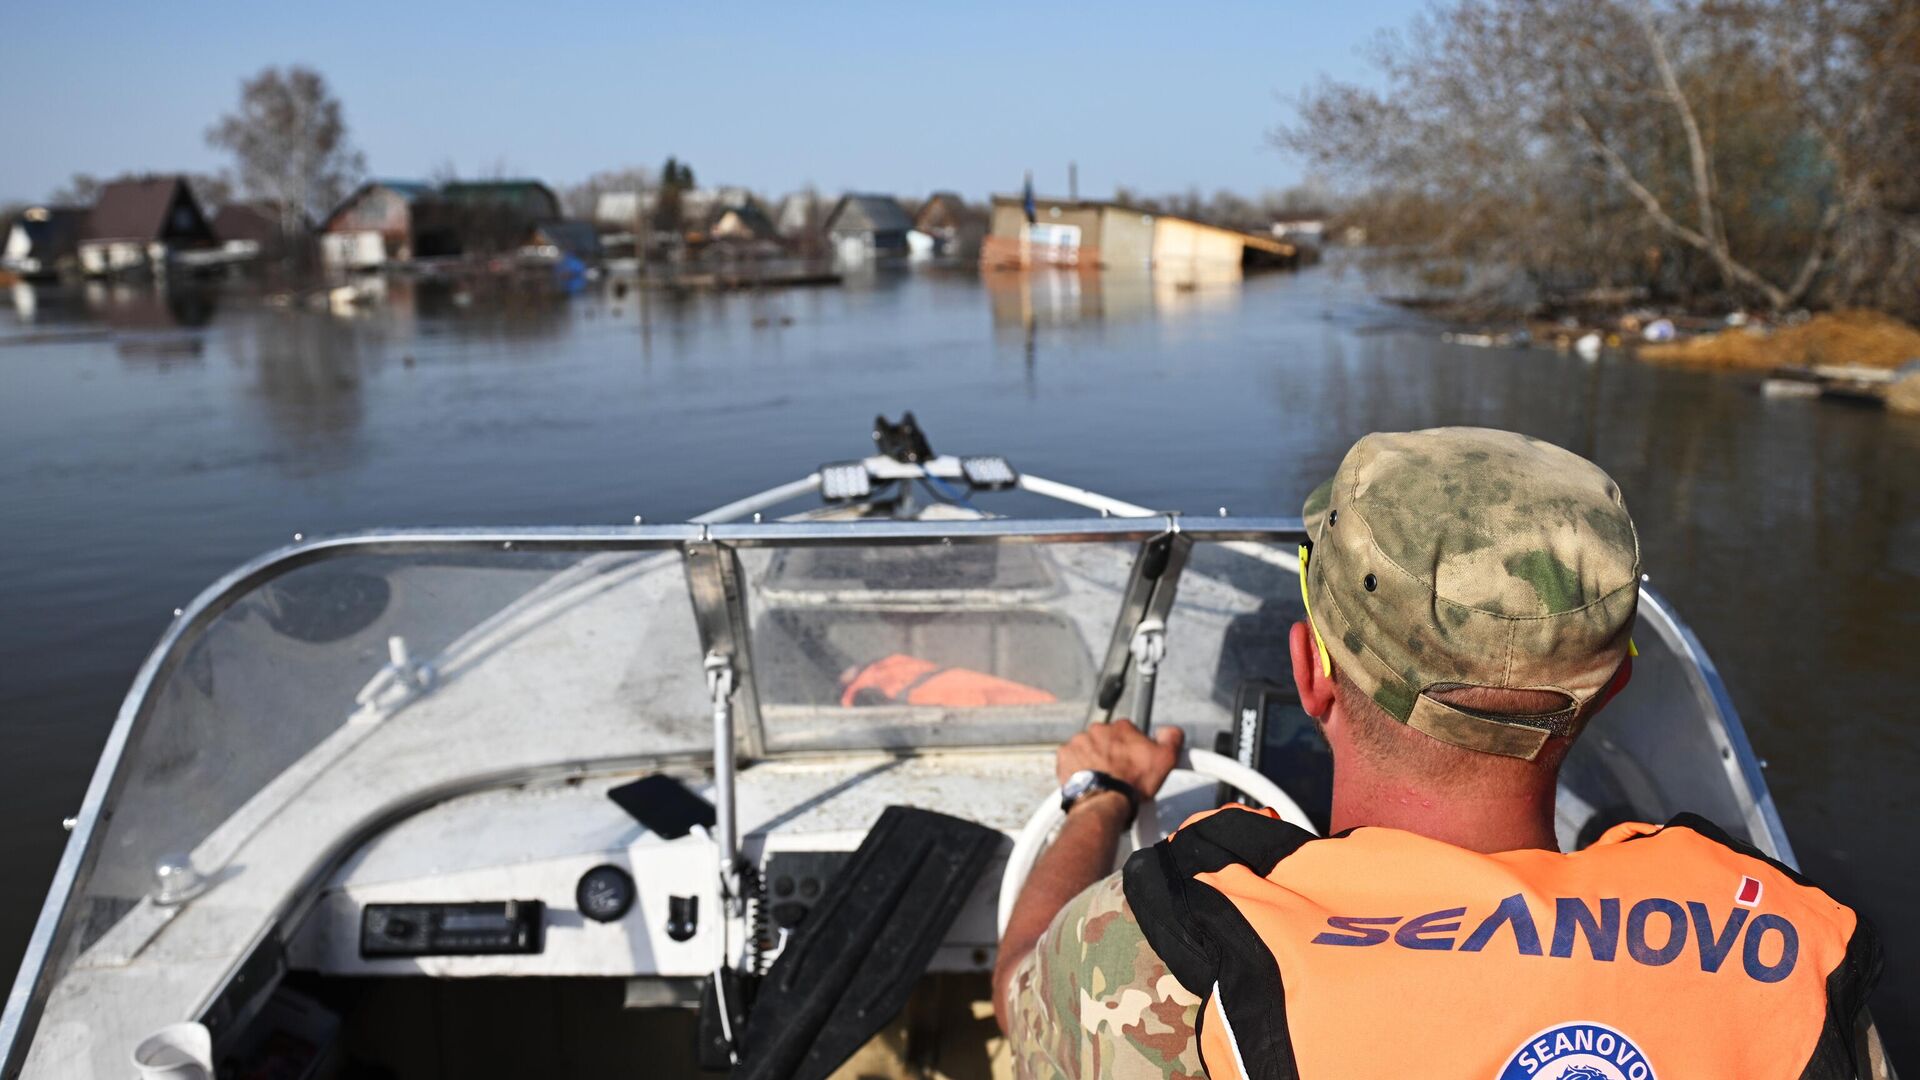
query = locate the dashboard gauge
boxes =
[576,865,636,923]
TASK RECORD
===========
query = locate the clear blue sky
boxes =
[2,1,1420,207]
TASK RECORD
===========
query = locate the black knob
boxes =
[666,895,699,942]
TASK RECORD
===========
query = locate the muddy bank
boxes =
[1438,306,1920,413]
[1639,309,1920,371]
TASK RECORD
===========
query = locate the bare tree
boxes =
[207,66,365,238]
[1562,5,1825,309]
[781,183,830,260]
[564,166,655,221]
[1112,186,1166,214]
[1766,0,1920,316]
[429,157,515,186]
[185,172,235,215]
[1111,184,1333,231]
[1279,0,1920,318]
[48,173,103,206]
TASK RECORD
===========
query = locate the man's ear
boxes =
[1290,621,1336,720]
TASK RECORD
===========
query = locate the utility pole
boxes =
[1068,162,1078,202]
[634,180,652,344]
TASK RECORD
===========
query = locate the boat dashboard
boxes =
[287,751,1181,982]
[286,744,1624,986]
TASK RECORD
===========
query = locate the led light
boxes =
[820,462,873,501]
[961,456,1017,490]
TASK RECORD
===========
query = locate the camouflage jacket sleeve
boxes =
[1002,872,1204,1080]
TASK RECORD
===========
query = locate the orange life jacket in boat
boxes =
[838,653,1056,708]
[1123,806,1879,1080]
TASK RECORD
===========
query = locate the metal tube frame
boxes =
[1085,529,1194,728]
[683,541,767,759]
[684,540,763,929]
[0,475,1787,1074]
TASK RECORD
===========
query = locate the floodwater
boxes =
[2,261,1916,1046]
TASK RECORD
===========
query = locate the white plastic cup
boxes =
[131,1021,213,1080]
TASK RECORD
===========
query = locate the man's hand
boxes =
[995,720,1186,1035]
[1056,718,1184,796]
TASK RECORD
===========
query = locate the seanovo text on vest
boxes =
[1309,893,1797,983]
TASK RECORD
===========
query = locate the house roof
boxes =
[212,203,289,245]
[825,193,914,235]
[374,180,436,202]
[6,206,86,260]
[319,181,437,231]
[774,192,825,233]
[15,206,88,226]
[915,192,982,230]
[594,191,642,225]
[707,201,776,239]
[441,180,561,219]
[84,177,209,243]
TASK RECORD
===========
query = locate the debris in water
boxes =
[1761,379,1821,399]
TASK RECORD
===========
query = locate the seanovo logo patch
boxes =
[1496,1022,1656,1080]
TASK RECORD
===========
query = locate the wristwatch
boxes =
[1060,769,1140,824]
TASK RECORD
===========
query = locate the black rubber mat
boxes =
[735,805,1000,1080]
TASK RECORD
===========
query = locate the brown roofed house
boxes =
[913,192,986,258]
[79,177,215,276]
[212,202,306,261]
[706,200,777,245]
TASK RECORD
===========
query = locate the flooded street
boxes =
[3,262,1916,1039]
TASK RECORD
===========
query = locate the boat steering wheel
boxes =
[996,746,1317,938]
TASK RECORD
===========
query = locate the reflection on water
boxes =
[0,264,1915,1048]
[986,266,1244,329]
[236,306,370,454]
[86,281,218,331]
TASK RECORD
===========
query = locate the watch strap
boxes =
[1061,770,1140,824]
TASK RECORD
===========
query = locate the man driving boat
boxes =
[994,427,1884,1079]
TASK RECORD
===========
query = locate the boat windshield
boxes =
[738,540,1130,751]
[35,533,1146,1001]
[55,548,712,979]
[9,519,1786,1067]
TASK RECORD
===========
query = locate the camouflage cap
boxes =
[1301,428,1640,760]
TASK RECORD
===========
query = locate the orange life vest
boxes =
[1123,806,1879,1080]
[838,653,1056,708]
